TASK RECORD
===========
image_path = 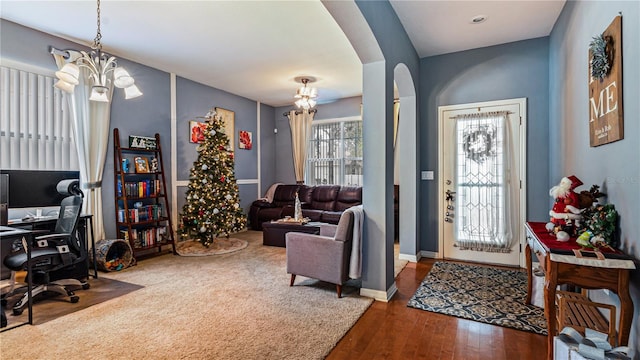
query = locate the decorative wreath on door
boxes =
[462,126,495,163]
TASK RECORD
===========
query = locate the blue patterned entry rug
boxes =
[407,262,547,335]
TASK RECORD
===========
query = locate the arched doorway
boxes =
[393,64,419,263]
[323,0,420,300]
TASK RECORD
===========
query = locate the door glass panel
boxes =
[454,114,509,250]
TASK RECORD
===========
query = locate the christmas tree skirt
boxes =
[176,237,248,256]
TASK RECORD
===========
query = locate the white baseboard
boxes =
[360,281,398,302]
[399,253,420,262]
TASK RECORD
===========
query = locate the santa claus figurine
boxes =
[547,175,584,238]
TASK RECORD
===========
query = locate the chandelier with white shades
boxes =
[294,77,318,110]
[53,0,142,102]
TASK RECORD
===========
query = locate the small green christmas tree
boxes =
[179,109,246,246]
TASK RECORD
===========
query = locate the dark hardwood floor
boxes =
[327,258,548,360]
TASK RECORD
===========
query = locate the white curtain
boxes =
[452,111,517,253]
[393,100,400,185]
[53,52,112,243]
[287,109,314,184]
[393,100,400,148]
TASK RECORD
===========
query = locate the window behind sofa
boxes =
[305,117,362,186]
[0,66,78,170]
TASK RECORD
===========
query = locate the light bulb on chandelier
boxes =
[293,76,317,110]
[52,0,142,102]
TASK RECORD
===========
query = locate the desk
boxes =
[524,221,635,360]
[7,215,97,279]
[0,226,33,331]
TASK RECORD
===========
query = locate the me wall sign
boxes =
[588,15,623,147]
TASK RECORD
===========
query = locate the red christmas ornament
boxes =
[218,145,225,151]
[230,153,234,159]
[199,210,204,216]
[220,176,225,182]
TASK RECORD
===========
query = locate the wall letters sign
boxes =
[589,16,623,147]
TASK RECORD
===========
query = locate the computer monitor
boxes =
[0,173,7,225]
[0,173,8,204]
[0,170,80,209]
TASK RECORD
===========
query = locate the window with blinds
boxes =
[305,119,362,186]
[0,66,78,170]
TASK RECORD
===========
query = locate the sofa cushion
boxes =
[335,186,362,211]
[251,200,276,209]
[272,185,300,207]
[301,209,323,222]
[256,207,284,225]
[298,185,314,204]
[320,211,342,224]
[310,185,340,211]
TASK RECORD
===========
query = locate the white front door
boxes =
[438,98,526,267]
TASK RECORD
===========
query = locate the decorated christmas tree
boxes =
[179,109,246,246]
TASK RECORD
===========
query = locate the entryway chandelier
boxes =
[294,77,317,110]
[53,0,142,102]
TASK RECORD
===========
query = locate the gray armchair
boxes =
[285,211,354,298]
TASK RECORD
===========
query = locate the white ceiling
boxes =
[0,0,565,108]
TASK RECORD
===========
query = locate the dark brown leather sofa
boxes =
[248,184,362,230]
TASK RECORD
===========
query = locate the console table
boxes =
[524,221,635,360]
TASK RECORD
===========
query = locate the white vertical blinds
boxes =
[0,66,78,170]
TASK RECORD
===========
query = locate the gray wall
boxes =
[1,20,271,240]
[420,37,551,252]
[105,59,172,241]
[175,76,260,216]
[259,103,276,196]
[176,77,259,181]
[0,20,174,240]
[355,0,421,294]
[549,1,639,354]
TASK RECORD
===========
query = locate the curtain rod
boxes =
[449,110,513,119]
[283,109,317,117]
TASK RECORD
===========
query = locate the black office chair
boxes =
[3,194,90,315]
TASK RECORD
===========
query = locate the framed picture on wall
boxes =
[239,130,252,150]
[215,107,235,150]
[189,121,207,144]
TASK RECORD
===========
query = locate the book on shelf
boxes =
[117,179,161,198]
[118,204,163,223]
[121,226,167,248]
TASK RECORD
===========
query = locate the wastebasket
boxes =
[92,239,134,272]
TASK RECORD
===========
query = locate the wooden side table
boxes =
[524,222,635,360]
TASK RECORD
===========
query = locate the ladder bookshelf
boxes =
[113,128,176,258]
